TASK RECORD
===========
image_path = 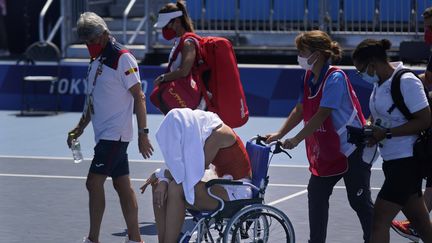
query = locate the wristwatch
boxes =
[385,128,392,139]
[138,128,149,134]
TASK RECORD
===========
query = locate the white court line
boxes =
[0,173,146,181]
[269,183,381,191]
[0,155,164,164]
[264,183,384,206]
[0,173,382,191]
[0,155,383,170]
[267,189,308,206]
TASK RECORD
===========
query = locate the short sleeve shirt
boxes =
[369,62,429,161]
[88,48,140,143]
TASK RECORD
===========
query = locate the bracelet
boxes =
[158,177,170,183]
[138,128,149,134]
[154,168,166,179]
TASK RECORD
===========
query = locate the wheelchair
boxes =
[179,136,295,243]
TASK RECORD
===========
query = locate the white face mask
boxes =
[358,65,379,84]
[360,71,379,84]
[297,54,316,70]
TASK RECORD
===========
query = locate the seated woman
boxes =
[140,108,252,243]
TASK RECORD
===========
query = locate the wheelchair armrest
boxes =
[205,179,243,188]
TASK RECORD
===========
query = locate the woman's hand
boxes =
[140,172,158,194]
[366,125,386,146]
[264,132,282,144]
[153,181,168,208]
[153,74,165,86]
[282,137,300,150]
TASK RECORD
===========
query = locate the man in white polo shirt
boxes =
[66,12,153,243]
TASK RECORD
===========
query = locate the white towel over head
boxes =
[155,108,223,205]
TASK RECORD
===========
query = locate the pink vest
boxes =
[303,67,366,177]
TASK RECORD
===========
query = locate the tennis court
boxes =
[0,111,416,242]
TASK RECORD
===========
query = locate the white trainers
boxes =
[82,237,96,243]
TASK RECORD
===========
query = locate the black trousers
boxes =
[307,148,374,243]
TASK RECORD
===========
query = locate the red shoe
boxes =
[391,220,420,242]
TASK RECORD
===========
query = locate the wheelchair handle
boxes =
[250,135,292,159]
[273,141,292,158]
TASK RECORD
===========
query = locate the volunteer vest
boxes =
[303,66,366,176]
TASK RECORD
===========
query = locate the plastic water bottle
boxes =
[71,138,83,164]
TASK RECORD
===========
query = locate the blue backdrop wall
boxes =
[0,63,416,117]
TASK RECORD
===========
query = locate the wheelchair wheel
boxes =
[182,218,224,243]
[223,204,295,243]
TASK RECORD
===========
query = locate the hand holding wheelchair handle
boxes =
[263,132,283,144]
[282,137,300,150]
[263,132,299,151]
[257,135,292,158]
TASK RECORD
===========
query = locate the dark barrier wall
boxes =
[0,63,422,117]
[5,0,60,55]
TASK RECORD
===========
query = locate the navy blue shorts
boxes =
[379,156,423,206]
[90,140,130,178]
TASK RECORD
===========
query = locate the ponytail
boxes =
[352,39,392,65]
[176,0,194,32]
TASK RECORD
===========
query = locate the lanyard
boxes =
[83,57,105,116]
[87,57,105,93]
[371,86,393,129]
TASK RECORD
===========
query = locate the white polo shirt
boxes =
[86,49,140,143]
[369,62,429,161]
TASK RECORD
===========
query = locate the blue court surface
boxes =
[0,111,419,242]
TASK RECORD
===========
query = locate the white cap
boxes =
[154,11,183,28]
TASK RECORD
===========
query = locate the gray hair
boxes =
[76,12,109,40]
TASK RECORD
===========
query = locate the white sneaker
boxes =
[82,237,96,243]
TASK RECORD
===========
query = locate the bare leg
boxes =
[192,182,229,210]
[152,184,168,243]
[370,197,401,243]
[164,182,186,243]
[86,173,108,243]
[401,195,432,242]
[113,175,142,242]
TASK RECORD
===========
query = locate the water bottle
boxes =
[70,136,83,164]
